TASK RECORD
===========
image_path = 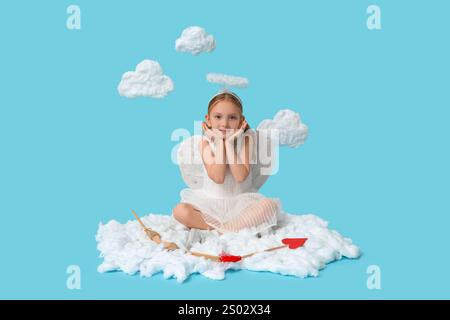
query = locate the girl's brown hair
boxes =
[207,92,250,131]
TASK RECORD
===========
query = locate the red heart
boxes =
[282,238,308,249]
[219,254,242,263]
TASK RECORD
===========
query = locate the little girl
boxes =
[172,90,281,234]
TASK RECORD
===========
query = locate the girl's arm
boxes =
[200,138,227,184]
[225,134,252,183]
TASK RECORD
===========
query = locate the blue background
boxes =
[0,0,449,299]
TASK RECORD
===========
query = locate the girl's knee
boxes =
[260,199,280,216]
[172,203,192,224]
[260,198,278,209]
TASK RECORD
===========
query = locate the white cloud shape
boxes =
[96,213,360,282]
[175,26,216,55]
[257,109,309,148]
[206,73,249,88]
[117,60,174,98]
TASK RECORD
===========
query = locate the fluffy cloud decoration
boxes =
[118,60,174,98]
[175,26,216,55]
[96,213,360,282]
[206,73,249,88]
[257,109,308,148]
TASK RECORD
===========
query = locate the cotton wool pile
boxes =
[96,212,361,282]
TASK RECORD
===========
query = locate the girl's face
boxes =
[205,100,244,135]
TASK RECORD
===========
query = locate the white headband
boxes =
[209,89,243,105]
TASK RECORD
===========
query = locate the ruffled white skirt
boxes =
[179,188,281,234]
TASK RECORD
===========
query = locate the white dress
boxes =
[179,136,281,234]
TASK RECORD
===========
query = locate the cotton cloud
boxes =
[257,109,308,148]
[96,213,360,282]
[117,60,174,98]
[206,73,249,88]
[175,26,216,55]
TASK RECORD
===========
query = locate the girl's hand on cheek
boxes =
[225,120,247,144]
[243,120,249,131]
[202,122,224,142]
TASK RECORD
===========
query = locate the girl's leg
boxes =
[221,199,279,232]
[172,203,214,230]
